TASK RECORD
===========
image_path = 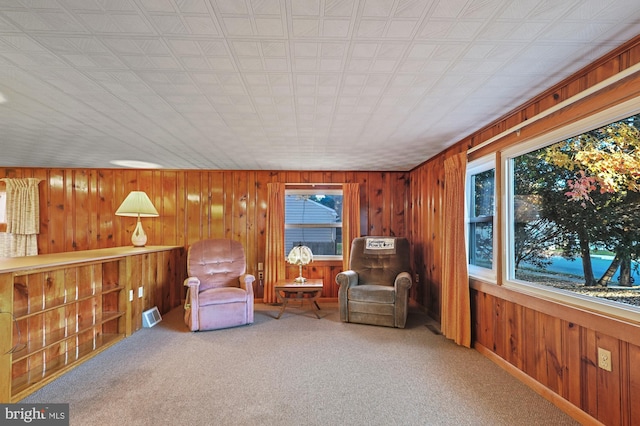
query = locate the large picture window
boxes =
[284,189,343,259]
[505,111,640,316]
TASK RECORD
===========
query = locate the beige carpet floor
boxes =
[22,302,579,426]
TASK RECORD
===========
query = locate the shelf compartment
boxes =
[10,332,124,399]
[101,311,123,335]
[102,285,123,295]
[13,269,74,318]
[11,264,124,318]
[12,287,125,320]
[102,289,120,314]
[10,311,125,362]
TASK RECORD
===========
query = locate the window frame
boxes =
[500,96,640,323]
[284,188,343,261]
[466,154,497,282]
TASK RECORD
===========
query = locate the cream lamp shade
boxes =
[287,245,313,283]
[115,191,159,247]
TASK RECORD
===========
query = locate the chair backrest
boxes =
[349,237,411,286]
[188,238,247,292]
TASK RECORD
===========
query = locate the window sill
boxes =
[468,266,496,284]
[469,276,640,325]
[311,256,342,263]
[503,279,640,324]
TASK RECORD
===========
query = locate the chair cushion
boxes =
[188,239,247,291]
[348,284,395,304]
[349,237,411,287]
[199,287,248,307]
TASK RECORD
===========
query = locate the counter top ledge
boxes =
[0,246,182,274]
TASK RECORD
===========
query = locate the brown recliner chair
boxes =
[336,237,412,328]
[184,238,255,331]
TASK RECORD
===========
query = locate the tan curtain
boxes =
[441,152,471,347]
[264,182,285,303]
[342,183,361,272]
[1,178,41,257]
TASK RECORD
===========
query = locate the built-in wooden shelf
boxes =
[10,333,123,401]
[0,246,183,403]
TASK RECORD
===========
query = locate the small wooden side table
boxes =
[274,279,323,319]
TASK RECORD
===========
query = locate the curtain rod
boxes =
[468,61,640,154]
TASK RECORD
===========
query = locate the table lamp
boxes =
[287,245,313,283]
[115,191,159,247]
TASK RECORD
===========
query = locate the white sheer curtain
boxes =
[0,233,11,257]
[0,178,41,257]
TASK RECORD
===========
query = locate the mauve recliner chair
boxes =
[184,238,255,331]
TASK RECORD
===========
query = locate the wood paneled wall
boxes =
[471,281,640,426]
[408,34,640,425]
[409,155,445,321]
[0,168,410,301]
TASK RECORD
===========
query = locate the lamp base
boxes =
[294,263,307,283]
[131,219,147,247]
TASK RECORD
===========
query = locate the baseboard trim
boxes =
[474,343,604,426]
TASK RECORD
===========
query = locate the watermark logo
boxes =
[1,404,68,425]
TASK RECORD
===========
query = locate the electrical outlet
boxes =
[415,273,419,283]
[598,347,612,372]
[258,271,264,280]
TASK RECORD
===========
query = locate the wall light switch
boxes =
[138,286,144,298]
[129,290,134,302]
[258,262,264,271]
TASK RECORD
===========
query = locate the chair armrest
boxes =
[239,274,255,295]
[394,272,412,328]
[183,277,201,330]
[394,272,412,292]
[335,270,358,288]
[241,274,255,324]
[184,278,200,306]
[184,277,200,288]
[336,270,358,323]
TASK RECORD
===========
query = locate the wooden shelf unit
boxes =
[0,246,184,403]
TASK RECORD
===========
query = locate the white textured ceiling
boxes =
[0,0,639,171]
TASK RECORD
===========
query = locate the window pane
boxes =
[510,113,640,308]
[472,169,494,217]
[285,193,343,257]
[469,221,493,268]
[469,168,494,269]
